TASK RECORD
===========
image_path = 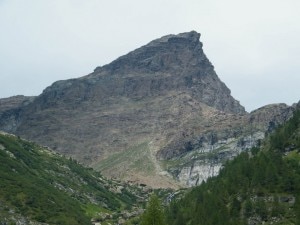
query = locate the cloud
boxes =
[0,0,299,111]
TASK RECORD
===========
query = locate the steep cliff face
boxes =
[0,31,296,187]
[171,104,295,186]
[174,131,264,186]
[0,95,35,133]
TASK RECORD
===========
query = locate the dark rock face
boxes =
[39,31,245,114]
[249,103,295,132]
[0,31,296,187]
[0,95,35,133]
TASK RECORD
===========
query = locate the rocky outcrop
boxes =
[0,31,297,187]
[0,95,35,133]
[171,103,296,186]
[175,131,264,186]
[249,103,295,132]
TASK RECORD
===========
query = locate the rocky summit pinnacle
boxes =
[85,31,245,114]
[0,31,294,188]
[95,31,203,72]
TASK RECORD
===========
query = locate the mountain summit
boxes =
[89,31,245,114]
[0,31,293,187]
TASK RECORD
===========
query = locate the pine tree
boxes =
[141,194,166,225]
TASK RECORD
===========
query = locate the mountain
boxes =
[0,31,296,187]
[0,95,35,132]
[165,108,300,225]
[172,103,295,186]
[0,132,147,225]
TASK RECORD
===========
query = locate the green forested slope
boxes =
[166,110,300,225]
[0,133,139,225]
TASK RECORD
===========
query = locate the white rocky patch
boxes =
[177,131,265,187]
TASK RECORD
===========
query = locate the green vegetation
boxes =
[165,109,300,225]
[95,142,156,176]
[269,110,300,152]
[0,133,140,224]
[140,194,166,225]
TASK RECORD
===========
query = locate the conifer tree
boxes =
[141,194,166,225]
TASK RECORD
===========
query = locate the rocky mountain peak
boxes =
[93,31,209,75]
[85,31,244,114]
[146,30,201,47]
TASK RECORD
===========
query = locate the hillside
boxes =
[165,109,300,225]
[0,132,147,225]
[0,31,296,187]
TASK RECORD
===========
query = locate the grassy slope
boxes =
[95,142,156,177]
[0,133,139,225]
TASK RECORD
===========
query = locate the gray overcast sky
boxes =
[0,0,299,112]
